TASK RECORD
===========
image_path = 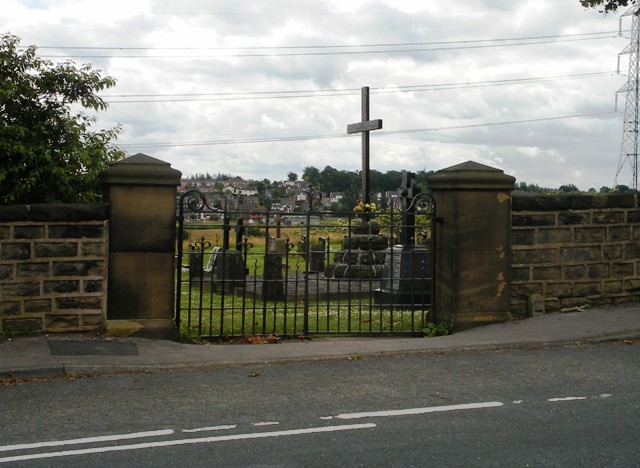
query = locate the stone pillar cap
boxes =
[427,160,515,190]
[100,153,182,186]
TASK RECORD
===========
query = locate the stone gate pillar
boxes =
[427,161,515,330]
[100,153,182,339]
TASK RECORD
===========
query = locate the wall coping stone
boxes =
[427,160,516,190]
[0,204,108,222]
[512,193,637,211]
[100,153,182,187]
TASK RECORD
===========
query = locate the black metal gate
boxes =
[175,184,436,339]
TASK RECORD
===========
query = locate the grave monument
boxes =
[374,172,432,308]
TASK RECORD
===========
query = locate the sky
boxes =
[3,0,637,190]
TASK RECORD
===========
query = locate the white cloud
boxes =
[2,0,633,189]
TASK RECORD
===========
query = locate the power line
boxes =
[102,72,618,104]
[37,31,619,51]
[37,33,620,59]
[117,111,616,149]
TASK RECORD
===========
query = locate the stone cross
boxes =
[400,171,419,246]
[347,86,383,205]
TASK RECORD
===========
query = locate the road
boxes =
[0,341,638,466]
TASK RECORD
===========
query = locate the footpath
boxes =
[1,303,639,379]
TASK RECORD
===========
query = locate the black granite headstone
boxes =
[375,172,432,308]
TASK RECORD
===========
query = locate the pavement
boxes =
[1,303,640,380]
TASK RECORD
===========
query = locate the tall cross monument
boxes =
[347,86,383,205]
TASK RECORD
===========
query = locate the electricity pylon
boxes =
[615,6,640,190]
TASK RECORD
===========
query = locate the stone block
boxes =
[24,299,51,313]
[526,293,545,317]
[603,245,623,261]
[55,296,102,310]
[17,262,50,278]
[587,264,610,279]
[43,280,80,294]
[28,204,107,222]
[625,243,640,259]
[2,318,42,333]
[609,226,631,241]
[560,247,600,263]
[49,224,104,239]
[45,314,79,330]
[1,282,40,297]
[558,212,589,225]
[624,278,640,293]
[511,229,535,245]
[84,279,103,293]
[35,242,78,258]
[14,225,45,239]
[80,313,104,329]
[0,226,10,240]
[52,260,103,277]
[537,228,571,244]
[546,282,572,298]
[0,264,13,281]
[533,266,562,280]
[511,283,544,298]
[593,211,625,224]
[0,243,30,260]
[574,227,606,243]
[81,242,104,256]
[573,282,601,296]
[627,210,640,223]
[0,302,20,315]
[510,303,527,320]
[0,206,29,222]
[512,214,556,227]
[511,195,569,211]
[612,262,634,277]
[512,248,558,264]
[544,297,561,311]
[563,265,586,280]
[511,267,530,281]
[604,280,623,294]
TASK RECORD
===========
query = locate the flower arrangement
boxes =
[353,201,376,213]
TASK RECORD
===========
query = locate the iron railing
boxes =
[175,190,435,338]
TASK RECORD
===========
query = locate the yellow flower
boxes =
[354,201,376,212]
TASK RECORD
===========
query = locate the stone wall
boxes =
[0,205,108,334]
[511,193,640,318]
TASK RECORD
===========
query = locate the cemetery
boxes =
[3,153,640,340]
[3,89,640,340]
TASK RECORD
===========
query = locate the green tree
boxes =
[580,0,636,13]
[559,184,580,193]
[0,34,124,203]
[287,171,298,182]
[302,166,321,187]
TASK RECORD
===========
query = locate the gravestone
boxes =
[310,237,326,273]
[375,172,432,308]
[262,253,284,300]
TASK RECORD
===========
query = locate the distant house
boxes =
[235,188,258,196]
[329,192,344,204]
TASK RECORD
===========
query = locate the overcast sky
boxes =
[4,0,637,190]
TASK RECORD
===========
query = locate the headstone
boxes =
[375,172,432,308]
[262,253,284,300]
[310,237,326,273]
